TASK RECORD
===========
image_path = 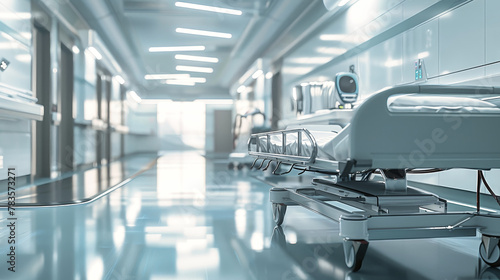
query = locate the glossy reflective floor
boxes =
[0,153,158,206]
[0,151,499,279]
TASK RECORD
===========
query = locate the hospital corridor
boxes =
[2,0,500,279]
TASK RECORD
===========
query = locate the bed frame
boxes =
[248,85,500,271]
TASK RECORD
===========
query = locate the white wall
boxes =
[0,0,33,180]
[125,102,159,154]
[277,0,500,193]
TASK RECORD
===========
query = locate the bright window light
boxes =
[176,65,214,73]
[149,46,205,52]
[338,0,352,6]
[88,47,102,60]
[175,2,242,15]
[252,70,263,79]
[175,54,219,63]
[0,12,31,20]
[165,80,196,86]
[114,75,125,84]
[145,74,191,80]
[176,28,232,39]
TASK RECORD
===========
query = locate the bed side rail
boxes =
[248,128,318,165]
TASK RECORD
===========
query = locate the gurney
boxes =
[248,85,500,271]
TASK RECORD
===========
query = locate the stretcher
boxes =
[248,85,500,271]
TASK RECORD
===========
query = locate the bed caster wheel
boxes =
[272,203,287,226]
[237,163,244,170]
[271,226,287,249]
[228,162,234,169]
[480,235,500,267]
[343,240,369,272]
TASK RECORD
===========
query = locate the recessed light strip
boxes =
[175,2,242,15]
[114,75,125,84]
[165,80,196,86]
[87,47,102,60]
[145,74,191,80]
[176,65,213,73]
[176,28,232,39]
[149,46,205,52]
[162,77,206,84]
[175,54,218,63]
[252,70,263,79]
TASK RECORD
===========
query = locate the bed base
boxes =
[269,175,500,272]
[250,85,500,271]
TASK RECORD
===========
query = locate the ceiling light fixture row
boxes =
[176,28,232,39]
[175,2,242,15]
[149,46,205,52]
[175,54,218,63]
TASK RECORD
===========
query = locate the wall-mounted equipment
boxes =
[0,58,10,71]
[414,58,428,82]
[334,72,358,107]
[292,72,359,115]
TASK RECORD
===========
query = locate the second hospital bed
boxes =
[248,84,500,271]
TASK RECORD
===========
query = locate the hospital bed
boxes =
[248,85,500,271]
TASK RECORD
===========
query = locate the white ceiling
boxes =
[70,0,327,100]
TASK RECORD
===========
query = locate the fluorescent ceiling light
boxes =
[183,77,207,83]
[338,0,352,6]
[252,70,263,79]
[149,46,205,52]
[128,91,142,103]
[319,34,361,44]
[165,80,196,86]
[319,34,346,41]
[237,85,246,93]
[72,46,80,54]
[265,72,273,79]
[145,74,191,80]
[176,65,214,73]
[288,57,332,64]
[114,75,125,84]
[282,67,314,75]
[162,77,207,84]
[316,47,347,55]
[176,28,232,39]
[175,54,218,63]
[88,47,102,60]
[175,2,242,15]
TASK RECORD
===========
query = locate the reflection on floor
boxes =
[0,153,158,206]
[0,151,498,279]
